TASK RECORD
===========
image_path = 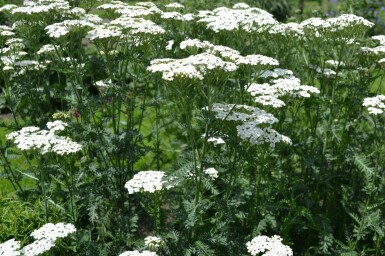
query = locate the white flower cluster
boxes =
[203,168,219,180]
[0,223,76,256]
[268,22,303,38]
[299,14,374,37]
[207,137,225,145]
[360,46,385,56]
[144,236,164,250]
[165,2,185,10]
[110,17,165,35]
[209,103,290,147]
[372,35,385,45]
[234,54,279,67]
[99,1,162,18]
[311,65,337,78]
[147,53,237,81]
[87,25,122,41]
[119,251,158,256]
[325,59,345,68]
[179,38,279,67]
[210,103,278,124]
[45,18,101,38]
[161,11,184,21]
[37,44,56,55]
[196,5,277,33]
[259,68,294,79]
[246,235,293,256]
[125,171,171,194]
[6,122,82,155]
[0,25,15,37]
[8,0,71,15]
[247,77,319,108]
[362,95,385,115]
[95,79,116,88]
[0,239,20,256]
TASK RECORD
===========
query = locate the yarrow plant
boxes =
[0,0,385,255]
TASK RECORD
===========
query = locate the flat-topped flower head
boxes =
[110,17,165,35]
[119,251,158,256]
[21,223,76,256]
[363,95,385,115]
[125,171,172,194]
[30,223,76,240]
[144,236,164,250]
[37,44,56,55]
[198,6,277,33]
[203,168,219,180]
[207,137,225,145]
[210,103,278,124]
[47,120,68,133]
[165,2,185,10]
[86,25,122,41]
[0,239,20,256]
[6,123,82,155]
[237,124,292,147]
[234,54,279,67]
[372,35,385,45]
[246,235,293,256]
[161,11,185,21]
[21,239,55,256]
[148,53,237,81]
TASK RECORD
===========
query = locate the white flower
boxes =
[21,239,55,256]
[246,235,293,256]
[234,54,279,66]
[161,11,185,21]
[30,223,76,240]
[372,35,385,45]
[210,103,278,124]
[325,59,345,67]
[165,2,185,10]
[37,44,56,55]
[165,40,174,50]
[236,123,292,147]
[144,236,163,250]
[125,171,171,194]
[46,120,68,133]
[203,168,219,180]
[148,53,237,81]
[95,79,116,88]
[198,6,277,33]
[0,239,20,256]
[233,3,250,9]
[87,25,122,40]
[207,137,225,145]
[7,123,82,155]
[363,95,385,115]
[269,22,303,37]
[21,223,76,256]
[111,17,165,35]
[259,68,294,79]
[119,251,158,256]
